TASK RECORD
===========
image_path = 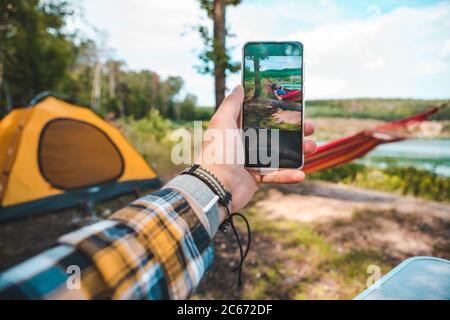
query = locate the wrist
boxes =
[199,164,231,223]
[199,164,233,194]
[218,206,228,224]
[199,163,235,209]
[185,163,234,219]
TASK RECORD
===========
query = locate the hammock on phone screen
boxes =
[265,84,302,102]
[303,104,447,173]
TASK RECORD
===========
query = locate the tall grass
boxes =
[116,110,185,181]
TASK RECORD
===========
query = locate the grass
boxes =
[235,207,395,299]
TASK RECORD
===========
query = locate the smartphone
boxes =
[242,41,304,170]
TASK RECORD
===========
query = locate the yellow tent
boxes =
[0,94,160,220]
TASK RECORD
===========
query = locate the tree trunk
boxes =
[150,72,159,110]
[4,79,12,111]
[108,62,116,99]
[213,0,226,110]
[253,57,261,98]
[0,58,4,117]
[91,59,102,112]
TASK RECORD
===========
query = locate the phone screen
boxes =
[243,42,304,169]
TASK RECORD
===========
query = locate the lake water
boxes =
[278,83,302,90]
[356,139,450,176]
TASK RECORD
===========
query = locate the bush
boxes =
[118,109,172,144]
[309,163,450,202]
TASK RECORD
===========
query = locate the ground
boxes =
[1,180,448,299]
[244,97,301,130]
[194,181,450,299]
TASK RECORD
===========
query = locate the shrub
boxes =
[309,164,450,202]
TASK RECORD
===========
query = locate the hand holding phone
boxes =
[200,85,315,213]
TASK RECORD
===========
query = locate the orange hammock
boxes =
[265,84,302,102]
[303,104,447,173]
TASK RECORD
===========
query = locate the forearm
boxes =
[0,175,222,300]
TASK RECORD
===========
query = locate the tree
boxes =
[179,94,198,120]
[59,39,97,105]
[195,0,241,110]
[89,30,109,112]
[104,59,124,116]
[159,76,184,119]
[0,1,199,121]
[245,43,272,98]
[0,0,76,114]
[0,1,15,114]
[90,56,103,111]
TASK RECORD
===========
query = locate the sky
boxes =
[69,0,450,106]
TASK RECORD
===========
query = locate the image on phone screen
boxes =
[243,42,304,169]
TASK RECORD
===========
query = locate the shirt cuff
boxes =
[163,175,221,237]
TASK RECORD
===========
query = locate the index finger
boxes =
[304,121,314,136]
[257,169,306,184]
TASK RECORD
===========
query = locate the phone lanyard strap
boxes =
[181,164,251,286]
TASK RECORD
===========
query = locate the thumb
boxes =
[215,85,244,121]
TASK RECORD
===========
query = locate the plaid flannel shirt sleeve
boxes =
[0,175,221,300]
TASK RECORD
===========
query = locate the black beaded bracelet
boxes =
[180,164,232,210]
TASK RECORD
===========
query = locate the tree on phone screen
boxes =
[245,46,269,98]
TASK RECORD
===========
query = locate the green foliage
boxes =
[178,94,199,121]
[192,106,214,121]
[244,42,302,59]
[193,0,241,76]
[116,114,185,180]
[0,1,201,121]
[309,163,450,202]
[244,68,302,80]
[120,109,172,143]
[306,99,450,121]
[59,39,97,104]
[308,163,361,183]
[0,0,77,112]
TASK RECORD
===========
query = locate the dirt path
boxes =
[272,109,301,125]
[258,181,450,224]
[196,182,450,299]
[255,181,450,259]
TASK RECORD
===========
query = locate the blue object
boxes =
[355,256,450,300]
